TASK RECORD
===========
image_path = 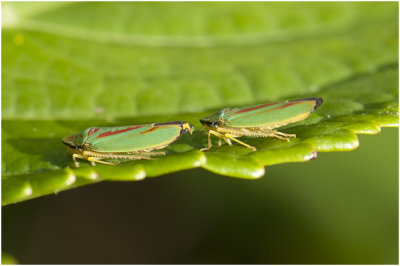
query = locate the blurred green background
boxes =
[2,2,398,264]
[2,129,398,264]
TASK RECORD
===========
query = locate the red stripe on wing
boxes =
[96,125,146,139]
[87,127,101,137]
[268,101,299,111]
[233,102,278,114]
[139,127,158,134]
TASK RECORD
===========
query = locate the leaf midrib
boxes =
[4,16,395,48]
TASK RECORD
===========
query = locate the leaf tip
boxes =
[252,167,265,179]
[304,149,318,161]
[64,168,77,186]
[89,171,99,180]
[134,168,146,181]
[194,152,207,167]
[23,184,33,197]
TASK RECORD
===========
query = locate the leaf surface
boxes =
[2,2,398,205]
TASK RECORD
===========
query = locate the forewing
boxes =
[84,124,182,152]
[223,98,322,128]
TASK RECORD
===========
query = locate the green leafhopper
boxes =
[62,121,193,167]
[199,98,323,151]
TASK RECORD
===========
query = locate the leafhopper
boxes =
[199,98,323,151]
[63,121,193,167]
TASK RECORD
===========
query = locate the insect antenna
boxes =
[59,150,69,164]
[192,129,207,136]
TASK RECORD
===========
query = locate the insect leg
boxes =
[137,151,166,156]
[200,130,212,151]
[87,157,121,166]
[224,134,256,151]
[260,129,296,142]
[113,154,155,160]
[216,136,232,147]
[72,153,88,167]
[275,131,296,138]
[200,130,227,151]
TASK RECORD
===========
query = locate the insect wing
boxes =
[223,98,322,128]
[84,124,183,153]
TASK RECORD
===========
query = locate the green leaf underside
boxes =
[2,2,398,205]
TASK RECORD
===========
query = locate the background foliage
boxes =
[2,2,398,264]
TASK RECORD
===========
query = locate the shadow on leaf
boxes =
[7,137,71,169]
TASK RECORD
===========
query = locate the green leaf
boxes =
[2,2,398,205]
